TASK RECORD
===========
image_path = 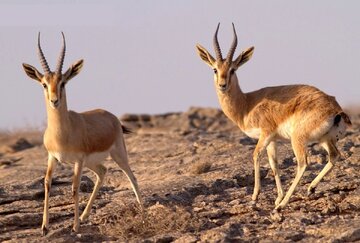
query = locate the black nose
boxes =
[219,84,227,89]
[51,99,59,106]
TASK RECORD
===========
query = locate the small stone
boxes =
[229,199,241,206]
[193,207,203,212]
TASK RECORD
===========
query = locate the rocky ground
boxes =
[0,107,359,242]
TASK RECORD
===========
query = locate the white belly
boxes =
[50,150,110,165]
[242,118,294,141]
[243,127,261,139]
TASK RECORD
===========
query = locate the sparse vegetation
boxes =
[190,161,212,175]
[97,202,203,240]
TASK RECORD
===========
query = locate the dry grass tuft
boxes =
[97,202,203,240]
[190,161,212,175]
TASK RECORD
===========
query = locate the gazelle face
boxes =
[22,32,84,110]
[195,23,254,94]
[41,74,66,109]
[213,62,237,93]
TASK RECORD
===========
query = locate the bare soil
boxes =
[0,107,359,242]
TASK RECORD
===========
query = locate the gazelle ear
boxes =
[22,63,43,82]
[63,59,84,82]
[234,46,254,69]
[196,44,216,68]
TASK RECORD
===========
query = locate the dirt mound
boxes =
[121,107,237,134]
[0,107,359,242]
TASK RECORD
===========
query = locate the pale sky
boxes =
[0,1,359,129]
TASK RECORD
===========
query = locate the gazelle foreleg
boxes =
[72,160,84,233]
[267,141,284,206]
[41,155,57,236]
[252,134,271,201]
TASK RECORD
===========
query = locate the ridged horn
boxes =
[37,32,51,74]
[226,23,238,63]
[55,32,66,74]
[213,23,223,61]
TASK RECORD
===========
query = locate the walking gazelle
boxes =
[196,23,351,211]
[22,33,143,235]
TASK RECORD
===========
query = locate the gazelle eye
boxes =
[60,83,65,89]
[42,83,47,89]
[213,69,217,74]
[230,69,235,75]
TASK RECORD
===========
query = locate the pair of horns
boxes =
[37,32,66,75]
[213,23,238,63]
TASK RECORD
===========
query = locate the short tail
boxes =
[334,112,352,127]
[121,125,132,134]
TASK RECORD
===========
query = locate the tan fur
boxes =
[22,38,143,235]
[196,25,351,212]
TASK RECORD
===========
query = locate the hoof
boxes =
[79,215,87,223]
[41,226,48,236]
[248,200,257,210]
[248,200,261,211]
[270,209,284,222]
[307,187,316,196]
[72,225,79,233]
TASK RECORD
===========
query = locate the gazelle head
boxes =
[22,32,84,109]
[196,23,254,93]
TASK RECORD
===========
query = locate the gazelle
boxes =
[196,23,351,211]
[22,33,143,235]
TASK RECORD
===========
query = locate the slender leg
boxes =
[80,163,107,222]
[307,140,340,195]
[252,134,271,201]
[267,141,284,206]
[275,138,307,210]
[72,160,84,233]
[110,137,144,212]
[41,154,57,236]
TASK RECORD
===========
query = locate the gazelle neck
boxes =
[216,75,247,129]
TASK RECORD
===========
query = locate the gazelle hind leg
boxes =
[110,137,144,212]
[275,138,307,210]
[307,140,340,195]
[267,142,284,206]
[41,155,57,236]
[80,163,107,222]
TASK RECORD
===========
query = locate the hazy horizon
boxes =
[1,1,359,129]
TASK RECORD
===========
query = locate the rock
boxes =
[333,228,360,242]
[173,234,198,243]
[155,235,174,243]
[80,176,95,193]
[1,138,34,154]
[239,137,257,145]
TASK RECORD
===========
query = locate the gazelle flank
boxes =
[196,23,351,211]
[22,32,143,235]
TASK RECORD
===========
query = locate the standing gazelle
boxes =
[196,23,351,211]
[22,33,143,235]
